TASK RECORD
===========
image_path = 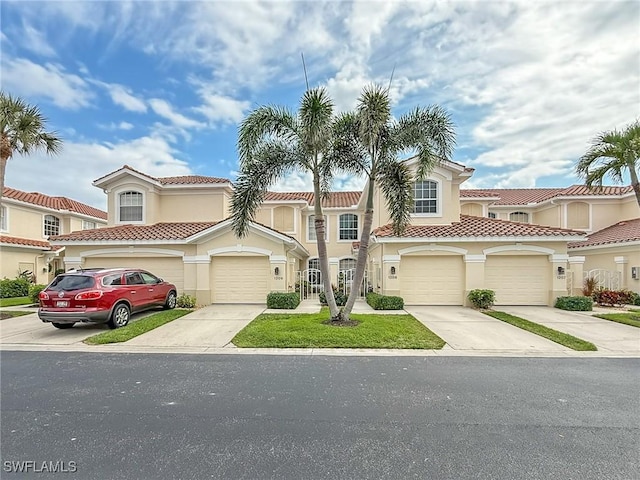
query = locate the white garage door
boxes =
[485,255,549,305]
[83,257,184,293]
[211,256,269,304]
[400,256,464,305]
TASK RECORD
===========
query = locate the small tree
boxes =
[0,92,62,200]
[576,120,640,207]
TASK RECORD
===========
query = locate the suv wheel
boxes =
[108,303,130,329]
[52,323,75,329]
[164,291,177,310]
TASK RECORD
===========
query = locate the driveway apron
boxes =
[498,306,640,354]
[125,304,265,348]
[405,306,568,352]
[0,312,105,345]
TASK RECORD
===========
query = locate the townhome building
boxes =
[47,159,640,306]
[0,187,107,284]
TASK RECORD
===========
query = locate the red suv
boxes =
[38,268,177,329]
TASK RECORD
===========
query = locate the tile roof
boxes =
[264,191,362,207]
[0,235,51,249]
[93,165,230,186]
[461,185,634,206]
[51,222,220,241]
[568,218,640,249]
[2,187,107,220]
[373,215,584,239]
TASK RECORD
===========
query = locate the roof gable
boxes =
[93,165,231,189]
[568,217,640,249]
[462,185,635,206]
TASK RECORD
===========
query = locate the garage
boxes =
[485,255,550,305]
[399,255,464,305]
[210,256,270,304]
[83,256,184,293]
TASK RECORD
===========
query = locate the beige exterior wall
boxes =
[574,244,640,294]
[533,205,560,228]
[157,191,228,222]
[0,247,51,285]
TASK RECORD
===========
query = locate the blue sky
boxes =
[1,1,638,209]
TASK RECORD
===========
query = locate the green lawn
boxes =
[594,312,640,328]
[84,309,191,345]
[232,310,445,349]
[484,311,597,351]
[0,296,33,307]
[0,310,34,319]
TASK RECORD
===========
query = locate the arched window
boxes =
[339,214,358,240]
[44,215,60,236]
[413,180,438,213]
[339,258,357,271]
[119,191,143,222]
[509,211,529,223]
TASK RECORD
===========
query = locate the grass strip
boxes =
[233,310,445,349]
[0,310,34,319]
[484,311,597,351]
[0,297,33,307]
[593,312,640,328]
[84,309,191,345]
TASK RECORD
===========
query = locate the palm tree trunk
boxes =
[341,177,375,320]
[0,133,11,201]
[628,162,640,208]
[312,176,340,319]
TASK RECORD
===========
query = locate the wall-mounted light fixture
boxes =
[390,266,396,275]
[274,267,280,276]
[557,266,565,275]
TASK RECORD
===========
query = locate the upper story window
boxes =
[119,191,143,222]
[339,214,358,240]
[413,180,438,214]
[488,212,497,219]
[44,215,60,237]
[339,258,357,271]
[0,205,6,231]
[509,211,529,223]
[308,215,327,241]
[82,220,97,230]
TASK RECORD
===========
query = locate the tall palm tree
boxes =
[232,87,349,319]
[576,120,640,207]
[0,92,62,200]
[334,85,456,321]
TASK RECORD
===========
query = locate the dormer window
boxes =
[119,191,143,222]
[509,211,529,223]
[44,215,60,236]
[413,180,438,214]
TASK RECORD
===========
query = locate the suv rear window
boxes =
[48,275,95,291]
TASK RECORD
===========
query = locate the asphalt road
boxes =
[1,352,638,480]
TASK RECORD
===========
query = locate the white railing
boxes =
[584,269,621,291]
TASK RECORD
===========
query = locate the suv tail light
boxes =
[39,291,50,300]
[75,290,103,300]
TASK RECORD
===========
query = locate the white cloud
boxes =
[21,23,57,57]
[194,92,250,125]
[99,122,134,131]
[4,135,193,209]
[0,57,93,109]
[149,98,204,129]
[104,83,147,113]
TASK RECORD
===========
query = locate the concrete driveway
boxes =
[125,304,266,348]
[405,306,569,353]
[498,306,640,354]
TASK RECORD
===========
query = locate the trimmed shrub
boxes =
[0,278,30,298]
[319,287,347,306]
[467,289,495,309]
[582,276,597,297]
[266,292,301,309]
[592,289,636,307]
[632,292,640,306]
[176,294,197,308]
[29,284,47,304]
[366,292,404,310]
[555,296,593,311]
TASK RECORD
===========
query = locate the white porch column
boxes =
[63,256,82,272]
[382,255,400,297]
[614,256,628,290]
[270,255,287,293]
[329,257,339,288]
[568,256,585,296]
[464,254,486,307]
[184,255,211,305]
[550,254,569,305]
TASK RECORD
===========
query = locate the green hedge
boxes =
[366,292,404,310]
[467,289,495,309]
[554,296,593,311]
[0,278,30,298]
[29,284,47,304]
[267,292,301,309]
[319,289,347,306]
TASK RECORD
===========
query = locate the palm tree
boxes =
[231,87,348,319]
[334,85,456,321]
[0,92,62,200]
[576,120,640,207]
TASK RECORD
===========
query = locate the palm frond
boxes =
[326,111,369,176]
[357,84,392,154]
[231,141,303,237]
[299,87,334,156]
[377,160,414,235]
